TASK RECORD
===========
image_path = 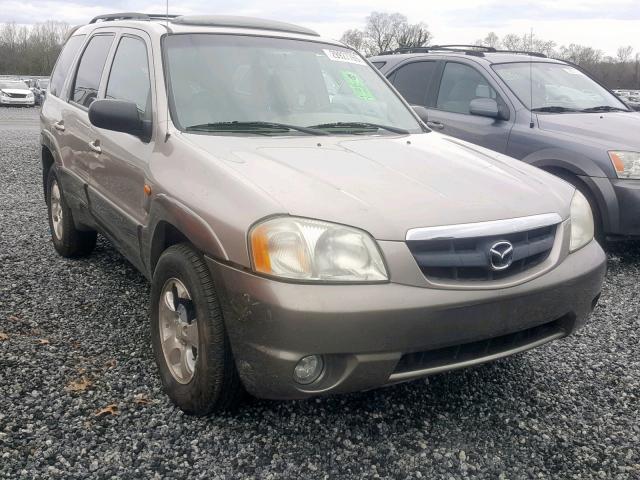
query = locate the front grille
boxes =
[407,224,557,282]
[393,318,566,376]
[7,93,27,98]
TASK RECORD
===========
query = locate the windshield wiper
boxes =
[185,121,329,135]
[307,122,410,134]
[580,105,629,113]
[530,106,579,113]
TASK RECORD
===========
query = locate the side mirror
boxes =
[411,105,429,123]
[469,98,500,119]
[88,99,151,142]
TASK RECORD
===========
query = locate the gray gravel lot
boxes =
[1,106,639,479]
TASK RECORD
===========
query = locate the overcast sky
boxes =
[0,0,638,56]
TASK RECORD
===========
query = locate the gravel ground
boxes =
[1,106,639,479]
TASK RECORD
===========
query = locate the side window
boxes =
[436,62,497,114]
[71,34,114,108]
[391,61,437,106]
[49,35,86,98]
[371,61,386,69]
[106,36,152,118]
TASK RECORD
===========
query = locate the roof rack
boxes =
[379,45,547,59]
[170,15,319,36]
[380,45,497,57]
[89,12,179,24]
[493,49,547,58]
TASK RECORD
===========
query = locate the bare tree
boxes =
[617,45,634,63]
[396,22,432,49]
[475,32,501,49]
[364,12,407,54]
[340,29,366,52]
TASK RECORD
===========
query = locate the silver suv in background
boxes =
[41,15,605,415]
[371,46,640,243]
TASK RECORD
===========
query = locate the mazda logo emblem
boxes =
[488,241,514,271]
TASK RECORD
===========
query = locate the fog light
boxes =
[293,355,323,385]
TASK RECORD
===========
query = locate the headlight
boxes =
[569,190,594,252]
[609,151,640,179]
[249,216,388,282]
[0,90,7,97]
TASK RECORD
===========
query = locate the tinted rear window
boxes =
[49,35,85,97]
[71,34,114,108]
[391,61,437,106]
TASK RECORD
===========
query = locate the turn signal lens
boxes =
[608,151,640,179]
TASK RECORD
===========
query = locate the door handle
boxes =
[53,120,65,131]
[88,140,102,154]
[426,121,445,130]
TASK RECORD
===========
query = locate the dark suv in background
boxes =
[370,46,640,241]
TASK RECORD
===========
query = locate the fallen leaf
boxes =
[104,359,117,369]
[94,404,119,417]
[0,333,8,341]
[7,315,20,322]
[133,393,151,406]
[65,377,93,393]
[36,338,50,345]
[76,367,87,375]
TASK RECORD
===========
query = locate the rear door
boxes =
[387,60,440,108]
[63,31,115,206]
[88,31,155,269]
[41,34,87,204]
[427,61,513,153]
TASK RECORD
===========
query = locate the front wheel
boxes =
[150,243,243,415]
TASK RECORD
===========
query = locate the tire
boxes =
[46,168,97,257]
[150,243,243,415]
[557,174,606,246]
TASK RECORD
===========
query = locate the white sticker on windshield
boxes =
[323,49,366,65]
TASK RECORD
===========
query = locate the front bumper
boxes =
[207,240,606,400]
[0,97,35,106]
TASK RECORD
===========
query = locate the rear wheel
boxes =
[46,168,96,257]
[150,243,243,415]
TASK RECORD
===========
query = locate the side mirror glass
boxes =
[469,98,500,119]
[88,99,151,142]
[411,105,429,123]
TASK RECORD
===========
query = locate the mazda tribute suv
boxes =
[40,14,606,415]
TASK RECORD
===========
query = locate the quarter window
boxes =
[106,36,151,118]
[436,63,497,114]
[71,34,114,108]
[49,35,86,98]
[391,61,437,106]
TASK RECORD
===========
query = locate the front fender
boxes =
[526,153,618,234]
[142,194,229,277]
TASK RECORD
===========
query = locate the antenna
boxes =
[529,28,535,128]
[164,0,171,142]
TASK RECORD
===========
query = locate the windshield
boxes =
[0,81,29,90]
[163,34,422,135]
[492,62,628,112]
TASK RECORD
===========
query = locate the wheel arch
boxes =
[145,195,229,278]
[531,158,618,235]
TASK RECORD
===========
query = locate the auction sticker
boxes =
[323,49,366,65]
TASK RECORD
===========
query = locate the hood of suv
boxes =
[537,111,640,149]
[182,132,573,240]
[0,88,31,95]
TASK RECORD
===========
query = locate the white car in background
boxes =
[0,80,35,107]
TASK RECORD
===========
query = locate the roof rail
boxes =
[89,12,179,24]
[379,45,495,57]
[170,15,320,36]
[493,49,547,58]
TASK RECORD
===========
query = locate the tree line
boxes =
[1,17,638,90]
[341,12,640,90]
[0,22,71,76]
